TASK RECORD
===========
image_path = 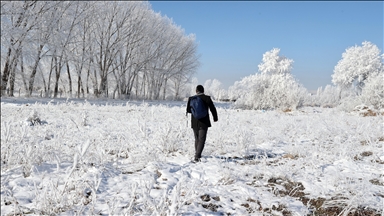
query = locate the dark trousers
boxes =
[193,127,208,159]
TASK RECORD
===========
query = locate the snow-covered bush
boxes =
[229,48,307,110]
[309,85,357,108]
[337,95,363,113]
[316,85,340,107]
[26,110,41,126]
[203,79,228,101]
[230,73,307,110]
[360,71,384,109]
[332,41,383,94]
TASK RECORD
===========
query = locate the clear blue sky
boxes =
[149,1,383,91]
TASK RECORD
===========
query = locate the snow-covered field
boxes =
[1,97,383,215]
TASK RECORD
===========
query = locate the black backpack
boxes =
[190,95,208,119]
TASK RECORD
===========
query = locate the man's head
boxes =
[196,85,204,93]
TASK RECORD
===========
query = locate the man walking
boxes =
[186,85,218,162]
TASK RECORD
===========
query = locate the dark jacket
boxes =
[186,94,218,129]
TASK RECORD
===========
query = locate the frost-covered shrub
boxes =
[26,110,47,126]
[337,96,363,112]
[203,79,228,101]
[360,72,384,109]
[305,85,340,108]
[316,85,340,107]
[309,73,383,112]
[310,85,358,108]
[231,73,307,110]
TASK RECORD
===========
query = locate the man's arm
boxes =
[208,97,218,122]
[186,97,192,114]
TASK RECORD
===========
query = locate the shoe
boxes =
[194,157,201,162]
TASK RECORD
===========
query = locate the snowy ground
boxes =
[1,97,383,215]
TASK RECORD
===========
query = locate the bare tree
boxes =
[51,2,88,98]
[1,1,41,96]
[112,2,149,99]
[64,2,94,98]
[1,1,200,100]
[89,2,133,98]
[27,2,62,96]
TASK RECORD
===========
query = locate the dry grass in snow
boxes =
[1,97,383,215]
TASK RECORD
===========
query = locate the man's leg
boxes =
[194,126,208,160]
[193,128,199,153]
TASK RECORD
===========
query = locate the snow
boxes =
[1,97,383,215]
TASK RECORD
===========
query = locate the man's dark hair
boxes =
[196,85,204,93]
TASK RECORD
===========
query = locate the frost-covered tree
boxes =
[258,48,294,75]
[1,1,199,99]
[332,41,383,94]
[0,1,56,96]
[229,48,307,110]
[231,73,306,110]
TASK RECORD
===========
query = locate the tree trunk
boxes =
[66,62,72,97]
[1,48,12,96]
[86,68,90,95]
[93,69,99,97]
[54,72,60,98]
[46,56,55,97]
[41,69,47,96]
[19,50,29,95]
[7,49,22,97]
[53,57,60,98]
[76,62,84,98]
[28,44,43,96]
[9,58,18,97]
[163,78,167,100]
[77,74,83,98]
[99,75,108,98]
